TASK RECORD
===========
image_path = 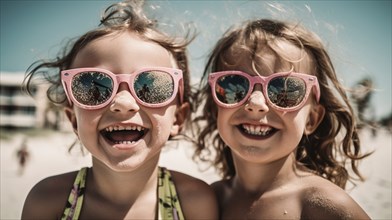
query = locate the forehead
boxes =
[71,31,174,70]
[219,39,315,76]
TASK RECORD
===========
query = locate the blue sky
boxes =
[1,0,391,119]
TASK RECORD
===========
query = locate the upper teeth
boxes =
[105,125,144,132]
[242,124,271,136]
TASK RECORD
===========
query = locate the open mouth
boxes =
[237,124,277,138]
[101,125,147,145]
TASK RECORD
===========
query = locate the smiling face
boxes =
[65,31,186,172]
[216,40,324,165]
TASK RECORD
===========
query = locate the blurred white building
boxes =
[0,72,46,128]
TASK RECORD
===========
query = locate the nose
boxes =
[244,85,269,113]
[109,83,140,113]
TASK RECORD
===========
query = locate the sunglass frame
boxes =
[208,70,320,112]
[61,67,183,110]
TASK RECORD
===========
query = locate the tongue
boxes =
[106,130,143,142]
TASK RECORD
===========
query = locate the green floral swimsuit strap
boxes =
[61,167,184,220]
[158,167,185,220]
[62,167,87,220]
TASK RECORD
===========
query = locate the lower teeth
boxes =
[115,141,136,144]
[244,129,269,136]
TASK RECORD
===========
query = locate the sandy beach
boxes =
[1,128,391,219]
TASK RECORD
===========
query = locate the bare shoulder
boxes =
[170,170,218,219]
[300,176,370,220]
[21,170,79,219]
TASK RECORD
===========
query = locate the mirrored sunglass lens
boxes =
[134,71,174,104]
[215,75,249,104]
[71,72,113,106]
[267,76,306,108]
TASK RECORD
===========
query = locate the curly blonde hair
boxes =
[193,19,369,189]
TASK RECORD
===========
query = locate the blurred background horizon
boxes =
[1,0,391,120]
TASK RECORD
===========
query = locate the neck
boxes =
[88,155,160,205]
[232,153,298,196]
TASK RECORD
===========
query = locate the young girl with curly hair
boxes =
[194,18,370,219]
[21,1,217,219]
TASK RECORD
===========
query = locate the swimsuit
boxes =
[62,167,184,220]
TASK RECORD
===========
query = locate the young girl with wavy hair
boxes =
[22,1,217,219]
[194,18,370,219]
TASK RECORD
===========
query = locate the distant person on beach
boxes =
[21,1,217,219]
[16,137,30,175]
[193,18,371,219]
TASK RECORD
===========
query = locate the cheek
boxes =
[216,107,235,142]
[290,117,307,139]
[284,107,311,137]
[149,106,177,142]
[74,109,101,139]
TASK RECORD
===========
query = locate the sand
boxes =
[1,128,391,219]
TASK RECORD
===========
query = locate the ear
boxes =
[304,104,325,135]
[64,106,78,136]
[170,102,190,136]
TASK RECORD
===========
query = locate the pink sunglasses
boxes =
[61,67,183,110]
[208,71,320,112]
